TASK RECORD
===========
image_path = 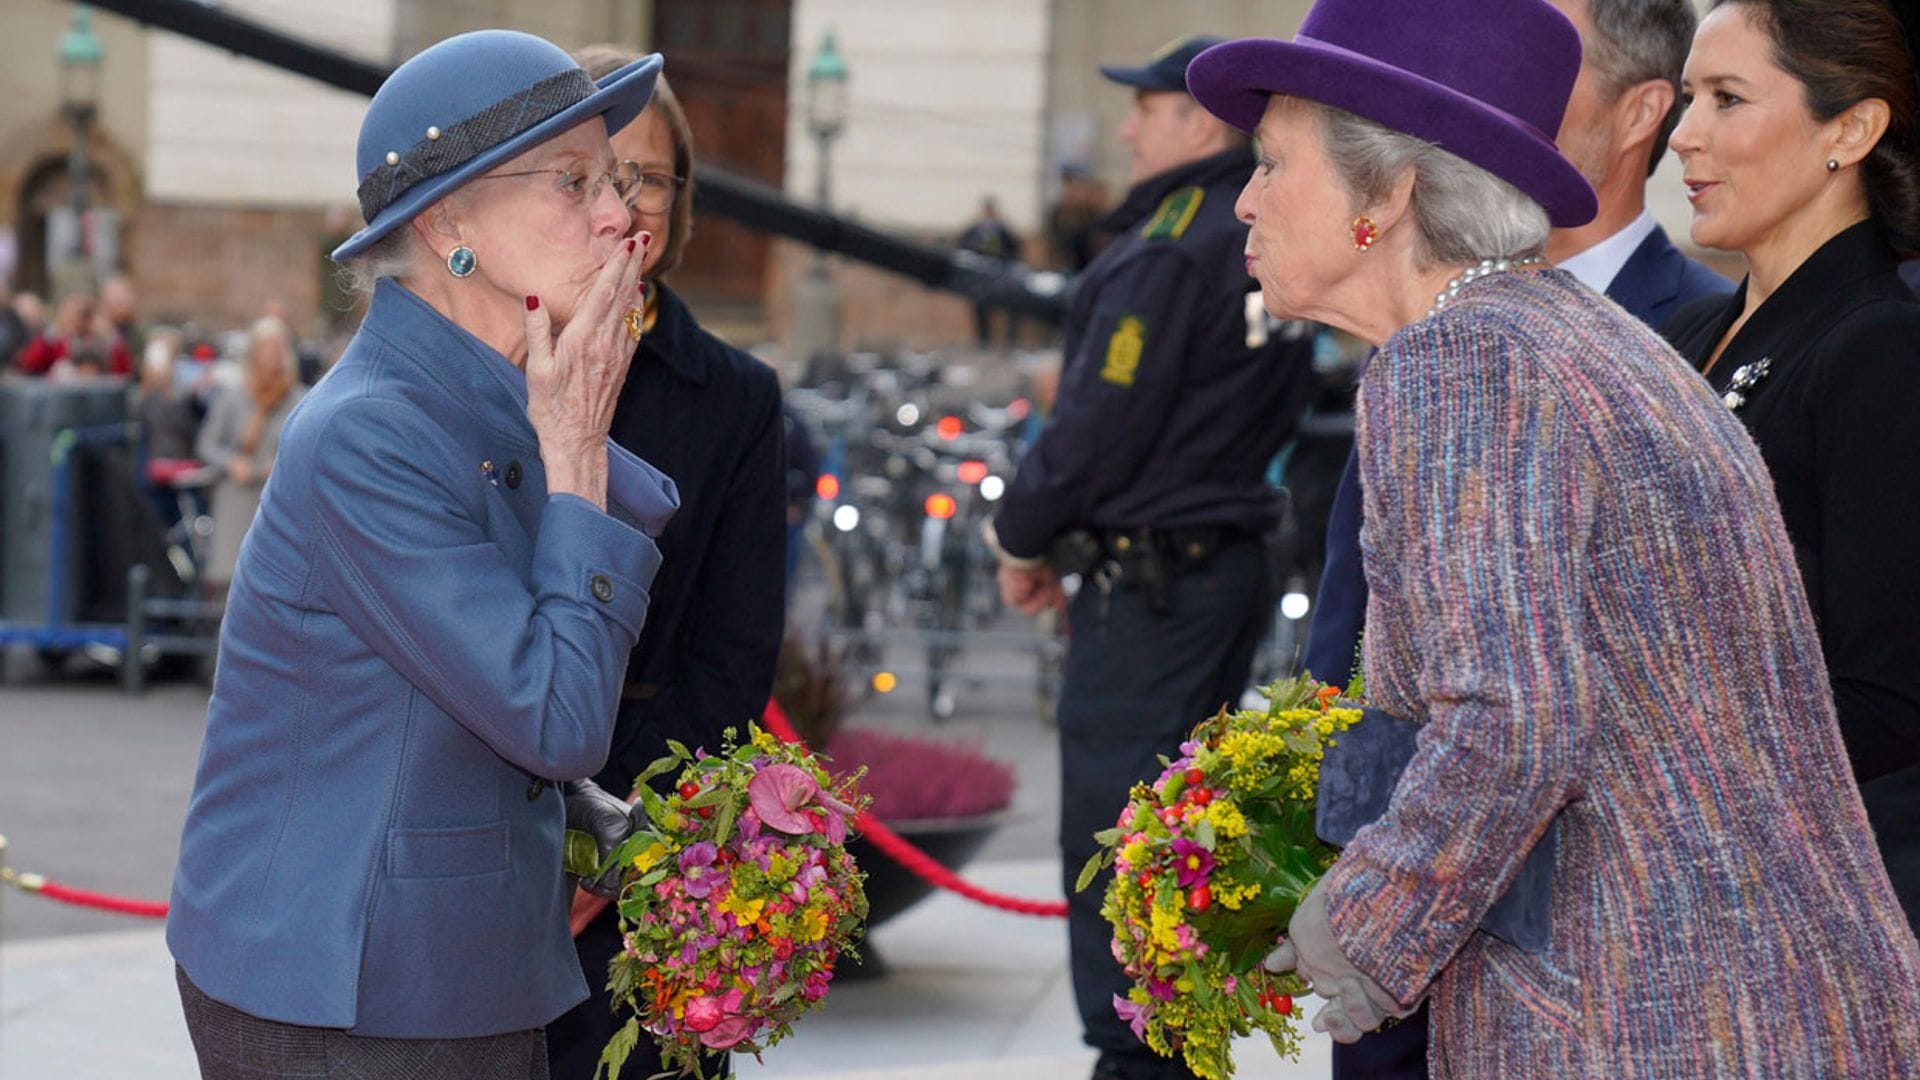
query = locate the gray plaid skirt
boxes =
[176,966,548,1080]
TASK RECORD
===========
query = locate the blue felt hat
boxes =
[332,30,662,262]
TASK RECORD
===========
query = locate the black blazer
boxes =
[1664,221,1920,933]
[599,283,788,794]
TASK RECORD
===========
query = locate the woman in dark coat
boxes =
[543,49,788,1080]
[1663,0,1920,937]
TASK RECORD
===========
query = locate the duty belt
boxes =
[1050,525,1259,615]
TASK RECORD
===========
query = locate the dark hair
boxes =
[574,46,696,281]
[1717,0,1920,254]
[1584,0,1699,177]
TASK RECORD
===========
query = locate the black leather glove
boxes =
[563,778,634,899]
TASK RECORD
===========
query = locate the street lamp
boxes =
[804,29,849,208]
[793,28,849,372]
[57,6,104,294]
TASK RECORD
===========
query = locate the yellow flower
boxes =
[718,891,766,927]
[1203,801,1248,839]
[802,907,831,941]
[630,840,673,873]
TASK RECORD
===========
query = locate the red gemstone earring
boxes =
[1352,215,1379,252]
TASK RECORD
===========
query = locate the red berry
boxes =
[1184,767,1205,786]
[1188,885,1212,912]
[679,782,700,800]
[1190,787,1213,806]
[697,805,713,819]
[1138,871,1154,889]
[1271,993,1293,1016]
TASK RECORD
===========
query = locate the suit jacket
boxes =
[1300,229,1731,687]
[1664,220,1920,935]
[167,280,677,1038]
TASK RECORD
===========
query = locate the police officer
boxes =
[984,35,1314,1080]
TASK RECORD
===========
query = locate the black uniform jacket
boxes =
[993,148,1315,559]
[1664,221,1920,928]
[597,283,787,794]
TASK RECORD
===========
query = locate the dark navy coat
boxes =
[168,280,677,1038]
[597,283,787,793]
[993,148,1314,558]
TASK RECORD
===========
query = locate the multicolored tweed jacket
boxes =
[1324,269,1920,1077]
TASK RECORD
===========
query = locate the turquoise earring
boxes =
[447,245,477,278]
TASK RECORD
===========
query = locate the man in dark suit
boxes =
[1302,2,1731,1076]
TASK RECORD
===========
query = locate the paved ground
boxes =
[0,617,1334,1079]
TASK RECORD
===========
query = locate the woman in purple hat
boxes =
[1185,0,1920,1074]
[168,30,679,1079]
[1662,0,1920,944]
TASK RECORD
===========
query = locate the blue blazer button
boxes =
[590,574,614,603]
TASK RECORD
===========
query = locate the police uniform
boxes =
[988,38,1314,1080]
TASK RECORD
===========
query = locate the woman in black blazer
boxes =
[1663,0,1920,936]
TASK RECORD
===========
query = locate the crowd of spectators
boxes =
[2,275,320,598]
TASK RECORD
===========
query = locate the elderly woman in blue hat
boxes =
[167,31,680,1079]
[1183,0,1920,1074]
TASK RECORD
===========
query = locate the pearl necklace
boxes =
[1426,256,1547,317]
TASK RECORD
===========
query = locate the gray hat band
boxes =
[355,68,596,225]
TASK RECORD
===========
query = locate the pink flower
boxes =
[1113,995,1154,1042]
[678,842,722,899]
[737,806,763,841]
[683,995,723,1033]
[1170,838,1214,888]
[747,763,853,839]
[699,1016,757,1049]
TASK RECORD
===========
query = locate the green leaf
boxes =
[1075,848,1111,893]
[634,784,670,828]
[594,1017,640,1080]
[713,793,737,847]
[1091,826,1126,846]
[665,738,693,761]
[634,753,682,788]
[562,829,601,878]
[1193,818,1217,851]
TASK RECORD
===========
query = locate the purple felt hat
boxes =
[1186,0,1597,228]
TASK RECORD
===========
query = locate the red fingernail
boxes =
[638,282,648,295]
[525,295,540,311]
[639,232,653,248]
[626,237,637,253]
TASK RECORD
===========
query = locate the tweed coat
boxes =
[168,280,678,1039]
[1323,269,1920,1076]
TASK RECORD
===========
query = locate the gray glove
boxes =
[563,778,634,899]
[1263,880,1412,1043]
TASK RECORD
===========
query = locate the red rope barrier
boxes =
[0,703,1073,924]
[0,867,169,918]
[760,700,1069,919]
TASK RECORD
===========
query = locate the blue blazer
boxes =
[1302,225,1731,706]
[168,281,677,1038]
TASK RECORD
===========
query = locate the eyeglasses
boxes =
[626,171,687,215]
[477,159,648,209]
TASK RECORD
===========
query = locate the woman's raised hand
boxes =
[521,232,650,509]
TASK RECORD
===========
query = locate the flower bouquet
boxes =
[1076,676,1363,1079]
[570,725,869,1079]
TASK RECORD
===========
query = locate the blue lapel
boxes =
[363,281,678,536]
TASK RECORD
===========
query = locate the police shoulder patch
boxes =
[1100,315,1146,387]
[1140,186,1205,241]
